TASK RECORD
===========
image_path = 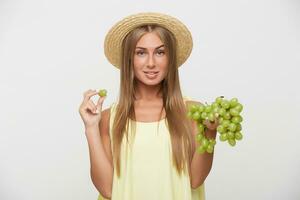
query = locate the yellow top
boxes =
[98,96,205,200]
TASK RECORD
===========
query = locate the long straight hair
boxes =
[112,24,194,178]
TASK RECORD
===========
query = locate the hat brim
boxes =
[104,12,193,69]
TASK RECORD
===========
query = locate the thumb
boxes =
[203,119,210,127]
[96,96,106,112]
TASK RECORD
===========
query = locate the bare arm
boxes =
[85,108,113,199]
[187,101,217,189]
[190,123,216,189]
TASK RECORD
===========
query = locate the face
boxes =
[133,32,168,86]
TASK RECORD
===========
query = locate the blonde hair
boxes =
[112,24,194,178]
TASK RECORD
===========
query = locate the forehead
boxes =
[136,32,164,48]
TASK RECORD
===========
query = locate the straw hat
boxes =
[104,12,193,69]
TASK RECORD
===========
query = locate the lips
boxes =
[144,71,159,79]
[144,71,159,74]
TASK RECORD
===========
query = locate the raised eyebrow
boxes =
[135,44,165,50]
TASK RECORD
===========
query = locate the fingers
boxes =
[203,118,219,130]
[81,89,106,114]
[83,89,98,103]
[203,119,210,128]
[80,89,97,113]
[87,100,98,114]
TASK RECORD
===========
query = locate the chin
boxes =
[144,80,163,86]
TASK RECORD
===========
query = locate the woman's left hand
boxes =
[203,118,219,138]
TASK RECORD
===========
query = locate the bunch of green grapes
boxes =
[187,96,244,154]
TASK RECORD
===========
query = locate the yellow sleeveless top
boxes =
[98,96,205,200]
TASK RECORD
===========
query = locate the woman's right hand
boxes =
[78,89,106,129]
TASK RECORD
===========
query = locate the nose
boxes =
[147,54,155,68]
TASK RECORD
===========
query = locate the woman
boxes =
[78,12,218,200]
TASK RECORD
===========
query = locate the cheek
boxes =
[157,57,168,69]
[133,56,146,67]
[157,54,168,64]
[161,59,169,77]
[133,60,144,77]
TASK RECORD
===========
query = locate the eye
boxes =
[156,50,165,56]
[136,51,146,56]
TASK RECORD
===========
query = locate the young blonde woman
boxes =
[78,12,218,200]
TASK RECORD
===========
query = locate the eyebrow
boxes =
[135,44,165,50]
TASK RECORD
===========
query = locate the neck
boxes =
[134,81,163,101]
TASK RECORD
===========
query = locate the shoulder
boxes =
[185,100,203,106]
[183,96,204,107]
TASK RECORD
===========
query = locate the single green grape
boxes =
[215,96,224,104]
[229,98,239,107]
[223,112,231,120]
[209,139,216,145]
[211,102,219,109]
[232,116,243,124]
[192,111,201,120]
[228,123,237,132]
[198,105,205,113]
[221,100,230,109]
[220,133,228,141]
[207,144,214,153]
[187,111,193,118]
[236,123,242,131]
[228,139,236,146]
[217,125,226,134]
[208,112,215,122]
[221,120,231,128]
[218,108,226,117]
[198,124,205,133]
[235,132,243,140]
[218,117,224,124]
[229,108,240,117]
[205,105,212,113]
[212,107,220,114]
[201,112,208,120]
[189,104,198,113]
[234,103,243,112]
[227,131,235,139]
[197,145,206,154]
[196,133,203,142]
[98,89,107,97]
[201,138,209,148]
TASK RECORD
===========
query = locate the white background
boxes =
[0,0,299,199]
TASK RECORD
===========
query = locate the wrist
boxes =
[205,129,217,139]
[85,125,99,134]
[85,123,98,130]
